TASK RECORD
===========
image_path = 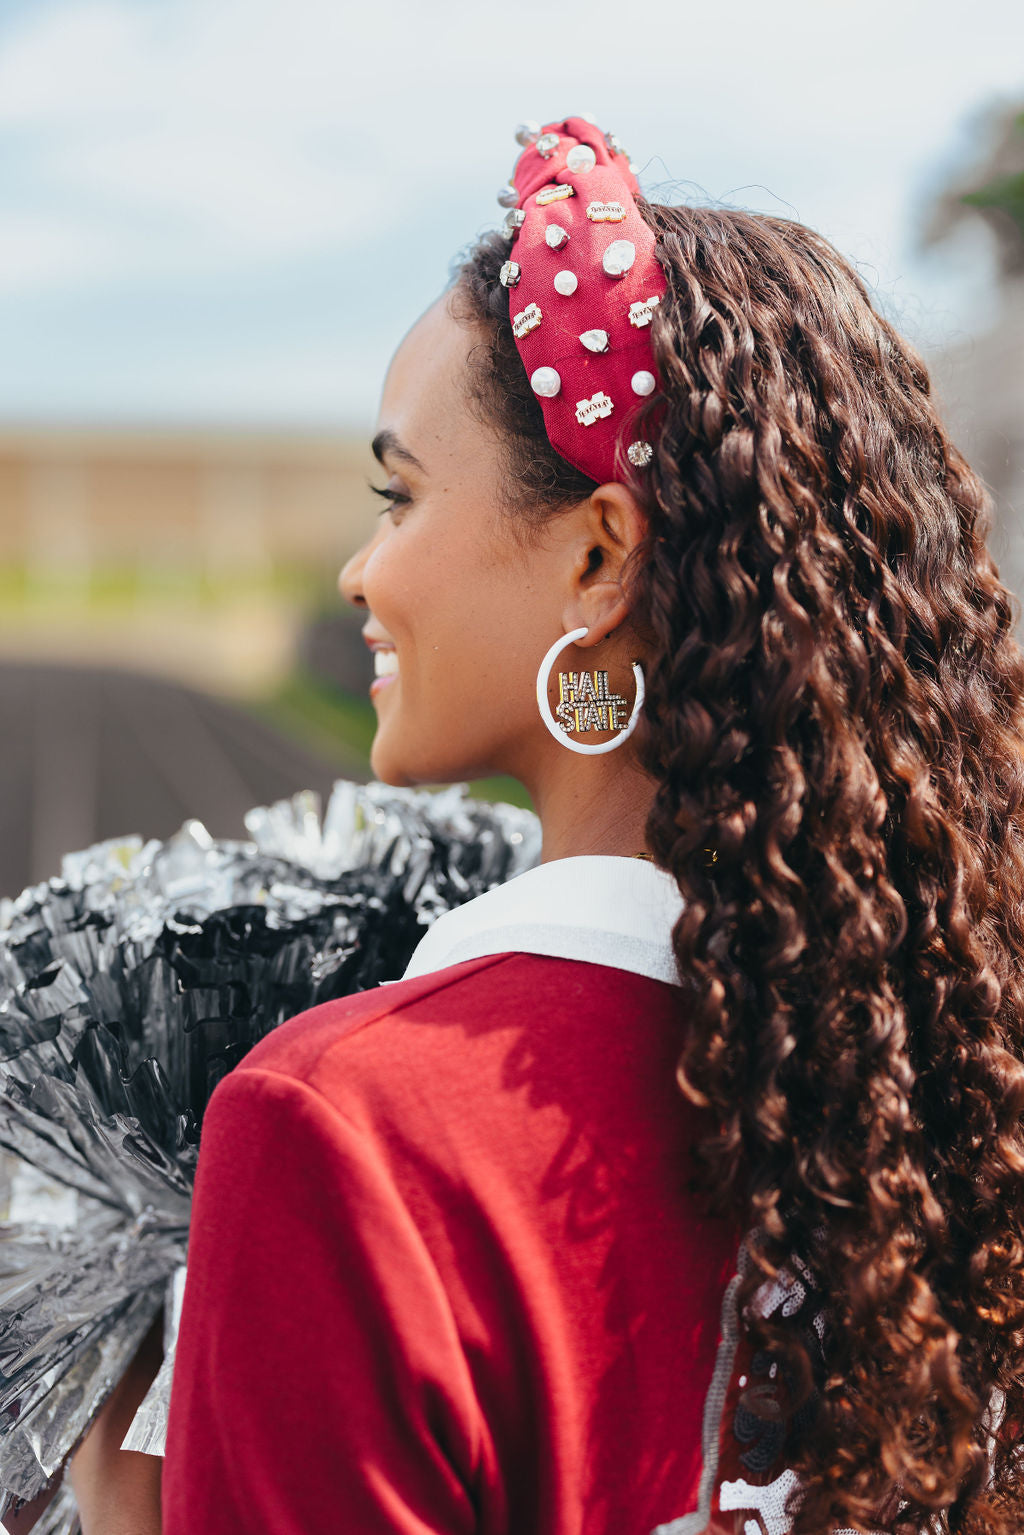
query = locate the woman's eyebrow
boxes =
[371,429,427,475]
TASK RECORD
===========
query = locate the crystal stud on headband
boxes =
[536,132,560,158]
[627,441,654,467]
[602,239,637,278]
[531,367,562,398]
[515,120,541,146]
[499,260,522,288]
[545,224,569,250]
[580,329,610,353]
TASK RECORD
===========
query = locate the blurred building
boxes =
[0,426,376,694]
[0,427,378,895]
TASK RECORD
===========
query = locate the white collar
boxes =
[401,855,684,987]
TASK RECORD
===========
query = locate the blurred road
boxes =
[0,661,365,897]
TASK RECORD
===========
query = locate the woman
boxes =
[74,117,1024,1534]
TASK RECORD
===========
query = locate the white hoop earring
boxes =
[535,626,645,757]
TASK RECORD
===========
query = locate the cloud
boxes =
[0,0,1019,417]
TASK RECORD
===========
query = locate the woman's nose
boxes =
[338,530,380,608]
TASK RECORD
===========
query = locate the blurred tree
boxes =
[924,103,1024,281]
[920,102,1024,612]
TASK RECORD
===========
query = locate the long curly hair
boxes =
[455,204,1024,1533]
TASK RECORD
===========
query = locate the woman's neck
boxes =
[524,753,658,865]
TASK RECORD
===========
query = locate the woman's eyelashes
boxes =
[369,482,412,522]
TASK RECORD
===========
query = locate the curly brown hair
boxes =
[455,204,1024,1533]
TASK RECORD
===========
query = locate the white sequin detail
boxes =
[648,1239,871,1535]
[720,1468,800,1535]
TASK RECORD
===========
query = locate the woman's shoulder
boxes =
[222,950,684,1150]
[241,951,519,1083]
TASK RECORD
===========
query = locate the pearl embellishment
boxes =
[515,121,541,147]
[631,370,656,396]
[530,367,562,399]
[553,270,578,296]
[566,144,597,174]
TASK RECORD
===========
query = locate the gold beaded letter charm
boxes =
[536,626,645,757]
[555,671,629,735]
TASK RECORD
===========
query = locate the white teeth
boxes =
[373,649,399,678]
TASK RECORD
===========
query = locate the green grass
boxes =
[0,561,322,612]
[252,669,534,811]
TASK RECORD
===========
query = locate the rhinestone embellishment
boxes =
[503,208,526,236]
[602,239,636,278]
[536,184,574,207]
[575,391,614,426]
[497,183,519,209]
[566,144,597,174]
[553,270,578,296]
[580,329,610,353]
[557,670,629,734]
[530,366,561,398]
[586,201,627,223]
[512,303,543,339]
[631,370,656,396]
[535,132,560,158]
[545,223,569,250]
[627,441,654,466]
[628,295,661,328]
[499,260,521,288]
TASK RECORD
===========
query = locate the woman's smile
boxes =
[364,629,399,697]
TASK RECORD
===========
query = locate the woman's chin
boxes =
[368,746,415,789]
[369,733,487,792]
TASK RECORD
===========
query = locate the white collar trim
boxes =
[401,855,684,987]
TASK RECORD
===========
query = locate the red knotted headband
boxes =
[497,115,666,485]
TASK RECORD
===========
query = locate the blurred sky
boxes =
[0,0,1021,431]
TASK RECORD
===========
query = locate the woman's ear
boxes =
[561,482,648,646]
